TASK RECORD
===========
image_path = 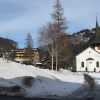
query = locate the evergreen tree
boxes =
[51,0,67,34]
[24,33,34,63]
[38,0,69,70]
[51,0,68,70]
[10,50,16,61]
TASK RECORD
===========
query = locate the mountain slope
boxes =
[0,37,18,53]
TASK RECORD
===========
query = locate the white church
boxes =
[73,18,100,72]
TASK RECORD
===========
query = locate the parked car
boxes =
[36,63,42,68]
[28,62,34,66]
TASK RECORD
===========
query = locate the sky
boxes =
[0,0,100,48]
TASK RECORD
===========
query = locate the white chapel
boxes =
[73,18,100,72]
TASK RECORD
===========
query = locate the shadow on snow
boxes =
[0,75,83,100]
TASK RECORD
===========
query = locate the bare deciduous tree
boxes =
[38,22,57,70]
[38,0,69,70]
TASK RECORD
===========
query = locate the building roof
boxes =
[75,46,100,58]
[92,17,100,45]
[11,48,39,52]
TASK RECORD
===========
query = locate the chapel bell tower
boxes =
[92,16,100,52]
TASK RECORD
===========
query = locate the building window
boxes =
[96,61,99,67]
[81,62,84,67]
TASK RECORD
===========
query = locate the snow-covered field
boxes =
[0,58,85,98]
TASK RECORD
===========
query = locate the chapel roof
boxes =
[92,16,100,45]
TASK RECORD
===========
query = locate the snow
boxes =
[0,58,84,98]
[88,73,100,85]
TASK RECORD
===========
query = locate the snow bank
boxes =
[88,73,100,85]
[0,58,84,98]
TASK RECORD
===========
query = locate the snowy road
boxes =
[62,74,100,100]
[0,95,59,100]
[0,74,100,100]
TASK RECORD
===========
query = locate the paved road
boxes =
[61,74,100,100]
[0,74,100,100]
[0,95,59,100]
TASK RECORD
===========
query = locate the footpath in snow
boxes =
[0,58,84,98]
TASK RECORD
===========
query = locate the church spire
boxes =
[92,16,100,45]
[96,15,98,24]
[96,16,99,36]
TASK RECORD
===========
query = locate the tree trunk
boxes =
[52,55,53,70]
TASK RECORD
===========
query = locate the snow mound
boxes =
[0,58,84,98]
[59,68,72,74]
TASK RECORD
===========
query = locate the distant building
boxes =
[90,30,95,33]
[42,57,59,70]
[0,52,5,57]
[73,17,100,72]
[10,48,39,64]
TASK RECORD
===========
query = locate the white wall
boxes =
[75,47,100,72]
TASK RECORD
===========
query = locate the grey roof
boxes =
[92,18,100,45]
[75,46,100,57]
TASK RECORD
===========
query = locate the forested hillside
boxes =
[68,29,95,67]
[38,28,95,69]
[0,37,18,53]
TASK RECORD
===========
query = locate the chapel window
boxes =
[96,61,99,67]
[81,62,84,67]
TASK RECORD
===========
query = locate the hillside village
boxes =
[0,0,100,99]
[0,0,98,71]
[0,23,100,99]
[0,24,98,71]
[72,28,95,44]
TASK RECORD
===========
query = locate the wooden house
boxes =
[42,57,59,70]
[10,48,39,64]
